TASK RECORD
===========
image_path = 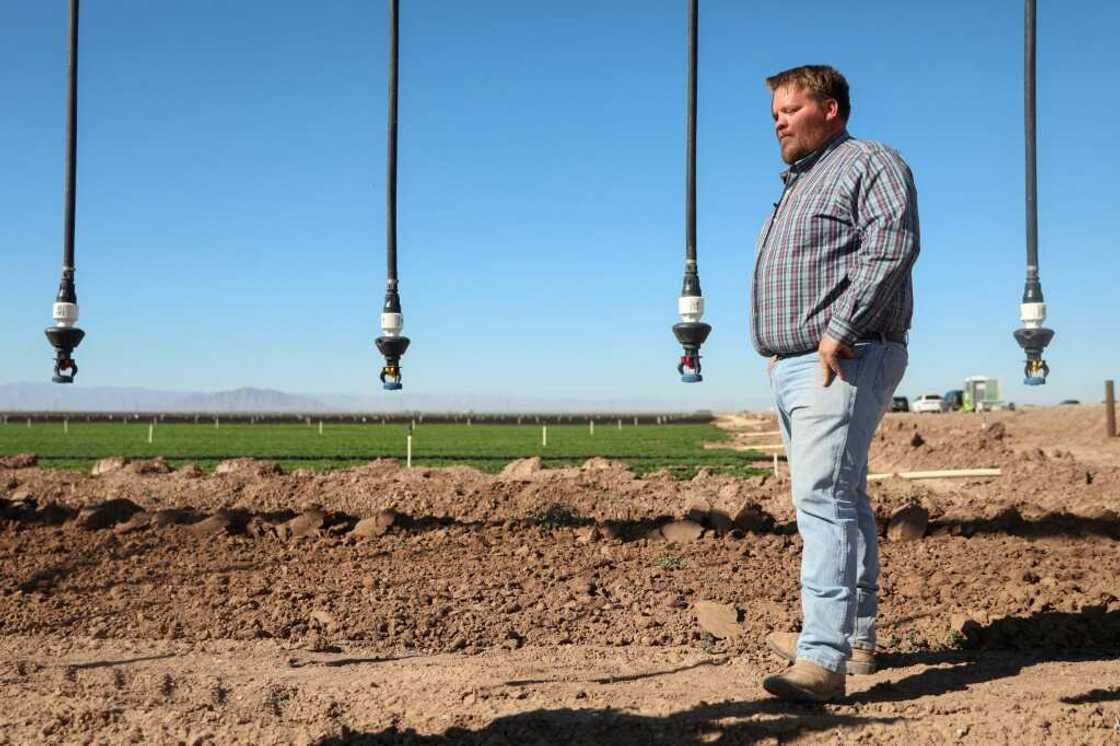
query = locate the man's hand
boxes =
[819,334,854,386]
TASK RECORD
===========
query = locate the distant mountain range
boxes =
[0,382,729,414]
[0,384,331,414]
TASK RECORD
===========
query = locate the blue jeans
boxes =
[768,340,908,673]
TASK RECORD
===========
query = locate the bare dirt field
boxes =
[2,405,1118,744]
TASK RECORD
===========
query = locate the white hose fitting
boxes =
[52,302,79,327]
[380,312,403,337]
[1019,302,1046,329]
[678,295,704,324]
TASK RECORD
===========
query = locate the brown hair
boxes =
[765,65,850,123]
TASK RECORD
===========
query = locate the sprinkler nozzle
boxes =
[376,288,409,391]
[45,275,83,384]
[1014,326,1053,386]
[673,271,711,383]
[1014,283,1053,386]
[45,326,84,383]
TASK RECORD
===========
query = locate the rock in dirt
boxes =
[950,614,982,648]
[887,503,929,542]
[733,503,775,533]
[114,511,153,534]
[684,498,712,524]
[310,609,339,632]
[77,499,143,530]
[910,432,925,448]
[189,509,247,536]
[151,508,197,527]
[661,519,704,543]
[984,421,1007,441]
[694,601,742,639]
[246,516,276,539]
[351,509,397,538]
[0,453,38,469]
[130,457,173,475]
[174,462,205,479]
[707,510,735,536]
[286,509,326,538]
[500,457,542,479]
[91,457,127,476]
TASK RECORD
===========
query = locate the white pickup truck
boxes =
[911,394,947,414]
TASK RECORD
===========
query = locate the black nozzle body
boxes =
[673,321,711,354]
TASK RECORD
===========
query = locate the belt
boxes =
[772,330,908,359]
[858,330,908,345]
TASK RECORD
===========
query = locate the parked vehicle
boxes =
[911,394,946,414]
[943,389,965,411]
[890,396,910,412]
[1058,399,1080,405]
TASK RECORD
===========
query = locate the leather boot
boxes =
[762,658,846,703]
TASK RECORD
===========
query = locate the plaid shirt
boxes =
[750,131,920,357]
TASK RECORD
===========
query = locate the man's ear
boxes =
[823,98,841,122]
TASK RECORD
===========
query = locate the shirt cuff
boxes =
[826,316,861,346]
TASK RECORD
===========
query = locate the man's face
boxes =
[771,85,842,164]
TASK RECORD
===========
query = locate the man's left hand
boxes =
[819,334,854,387]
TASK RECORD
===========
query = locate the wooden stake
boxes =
[319,421,323,435]
[148,423,153,444]
[1107,380,1116,438]
[589,420,594,436]
[407,434,412,468]
[867,468,1001,481]
[542,425,548,447]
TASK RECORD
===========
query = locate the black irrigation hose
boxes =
[64,0,79,275]
[385,0,399,286]
[1024,0,1038,280]
[684,0,697,268]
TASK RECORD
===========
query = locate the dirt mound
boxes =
[91,456,126,475]
[499,457,543,478]
[0,453,37,469]
[129,456,174,475]
[214,458,283,477]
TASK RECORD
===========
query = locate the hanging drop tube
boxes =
[1013,0,1054,385]
[45,0,86,384]
[672,0,711,382]
[375,0,410,390]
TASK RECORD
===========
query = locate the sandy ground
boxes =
[1,405,1118,744]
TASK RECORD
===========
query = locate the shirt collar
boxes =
[780,130,851,183]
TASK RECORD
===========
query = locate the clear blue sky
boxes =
[2,1,1117,409]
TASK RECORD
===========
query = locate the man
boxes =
[750,65,919,702]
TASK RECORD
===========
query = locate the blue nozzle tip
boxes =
[680,373,703,384]
[383,381,403,391]
[1023,376,1046,386]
